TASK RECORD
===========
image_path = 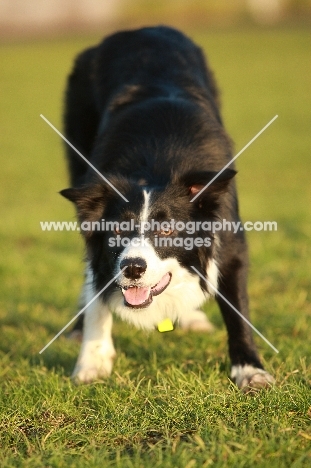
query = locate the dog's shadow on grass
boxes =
[112,322,228,375]
[31,333,80,376]
[32,317,228,379]
[39,337,223,380]
[0,303,228,381]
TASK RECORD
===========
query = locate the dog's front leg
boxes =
[72,296,116,383]
[217,251,275,392]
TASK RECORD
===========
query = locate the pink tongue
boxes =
[124,286,151,305]
[152,272,171,295]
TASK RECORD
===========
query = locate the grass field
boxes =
[0,26,310,467]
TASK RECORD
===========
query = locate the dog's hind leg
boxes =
[179,310,214,332]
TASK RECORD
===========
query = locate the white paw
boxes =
[231,365,275,392]
[72,344,116,384]
[179,310,214,332]
[72,359,114,383]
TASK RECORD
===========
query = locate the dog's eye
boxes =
[115,227,130,236]
[160,228,174,236]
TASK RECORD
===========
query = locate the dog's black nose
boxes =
[120,258,147,280]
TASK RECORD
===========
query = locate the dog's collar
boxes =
[157,318,174,333]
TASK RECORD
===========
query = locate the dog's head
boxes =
[61,169,235,314]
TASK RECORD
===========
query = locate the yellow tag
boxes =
[157,318,174,332]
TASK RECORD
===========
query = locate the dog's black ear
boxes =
[60,187,84,203]
[181,169,236,198]
[60,185,106,222]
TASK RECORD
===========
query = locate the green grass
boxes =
[0,26,310,467]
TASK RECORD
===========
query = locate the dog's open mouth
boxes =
[121,272,172,308]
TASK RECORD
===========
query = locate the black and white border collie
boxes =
[60,26,274,390]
